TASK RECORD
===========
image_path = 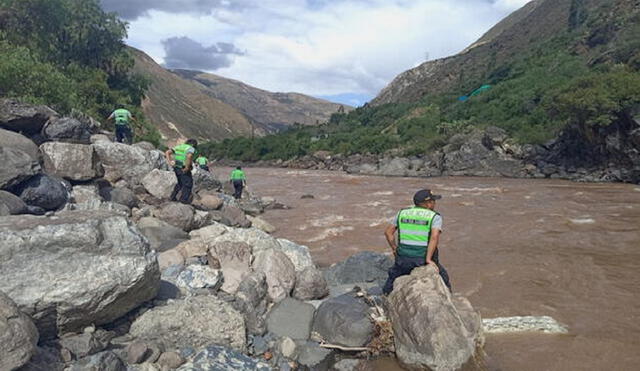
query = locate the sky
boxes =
[100,0,532,106]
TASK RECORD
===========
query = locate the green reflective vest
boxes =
[172,143,195,169]
[113,108,132,126]
[230,169,246,181]
[196,156,208,166]
[397,206,438,258]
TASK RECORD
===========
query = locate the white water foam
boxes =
[307,226,355,242]
[570,218,596,225]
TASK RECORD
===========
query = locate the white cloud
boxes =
[122,0,532,103]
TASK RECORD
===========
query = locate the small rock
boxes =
[279,337,297,359]
[157,351,185,369]
[127,342,151,364]
[267,298,315,340]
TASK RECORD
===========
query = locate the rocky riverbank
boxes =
[247,115,640,184]
[0,99,487,371]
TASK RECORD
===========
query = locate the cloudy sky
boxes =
[100,0,531,106]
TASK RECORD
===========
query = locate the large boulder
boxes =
[177,345,270,371]
[207,241,252,293]
[141,169,177,200]
[266,298,315,340]
[92,141,167,185]
[0,128,39,159]
[0,99,57,135]
[129,296,246,352]
[0,190,28,215]
[40,142,102,181]
[41,117,97,144]
[0,291,39,371]
[14,174,69,211]
[154,202,196,231]
[293,267,329,301]
[99,186,139,208]
[277,238,314,272]
[0,211,160,339]
[211,227,280,255]
[218,204,251,228]
[0,146,40,190]
[136,217,189,250]
[234,272,269,335]
[253,248,296,303]
[388,265,483,371]
[312,292,374,347]
[324,251,393,286]
[65,351,126,371]
[192,168,222,193]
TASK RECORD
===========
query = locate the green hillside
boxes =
[201,0,640,162]
[0,0,161,145]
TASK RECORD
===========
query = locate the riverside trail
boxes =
[220,167,640,371]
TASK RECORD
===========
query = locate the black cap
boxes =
[413,189,442,205]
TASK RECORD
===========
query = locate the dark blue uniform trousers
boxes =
[383,250,451,294]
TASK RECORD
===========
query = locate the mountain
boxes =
[172,70,349,132]
[131,48,348,145]
[372,0,626,105]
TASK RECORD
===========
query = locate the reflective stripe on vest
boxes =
[397,206,437,258]
[113,109,131,125]
[173,143,194,169]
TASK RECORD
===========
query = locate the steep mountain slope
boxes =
[173,70,349,132]
[132,48,349,145]
[131,48,259,145]
[372,0,616,105]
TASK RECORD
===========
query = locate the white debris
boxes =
[482,316,568,334]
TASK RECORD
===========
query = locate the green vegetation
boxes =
[0,0,161,146]
[201,1,640,162]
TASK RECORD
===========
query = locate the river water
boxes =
[219,167,640,370]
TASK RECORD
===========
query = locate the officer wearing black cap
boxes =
[383,189,451,294]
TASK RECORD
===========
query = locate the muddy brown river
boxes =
[219,167,640,370]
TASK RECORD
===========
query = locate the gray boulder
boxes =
[16,346,64,371]
[0,128,39,159]
[71,185,101,204]
[219,204,251,228]
[296,341,335,371]
[177,345,270,371]
[0,291,39,371]
[234,272,269,335]
[15,174,69,211]
[65,351,125,371]
[293,267,329,301]
[136,217,189,250]
[254,248,296,303]
[129,296,246,352]
[266,298,315,340]
[99,186,139,208]
[277,238,315,272]
[175,265,223,294]
[388,265,483,371]
[312,292,374,347]
[92,141,168,186]
[0,99,57,135]
[41,116,97,144]
[133,141,156,151]
[207,241,252,293]
[211,227,280,255]
[192,167,222,193]
[58,331,110,359]
[141,169,177,200]
[0,190,28,215]
[40,142,102,181]
[0,146,40,190]
[323,251,393,286]
[154,202,196,231]
[0,211,160,339]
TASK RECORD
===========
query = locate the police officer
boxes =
[165,139,198,204]
[229,166,246,200]
[107,107,135,144]
[382,189,451,294]
[195,155,209,171]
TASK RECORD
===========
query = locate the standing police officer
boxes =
[107,107,135,144]
[229,166,246,200]
[382,189,451,294]
[165,139,198,204]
